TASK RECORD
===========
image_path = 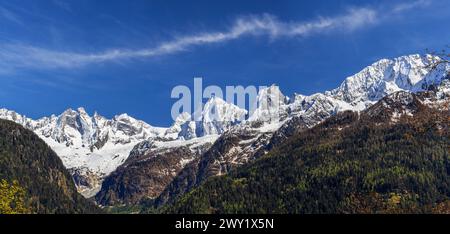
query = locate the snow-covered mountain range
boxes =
[1,54,449,198]
[187,53,449,175]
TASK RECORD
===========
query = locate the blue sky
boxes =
[0,0,449,126]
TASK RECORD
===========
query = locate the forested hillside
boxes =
[0,119,100,213]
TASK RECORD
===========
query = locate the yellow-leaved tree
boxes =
[0,179,29,214]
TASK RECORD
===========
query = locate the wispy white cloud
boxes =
[0,6,23,25]
[392,0,431,13]
[0,1,431,70]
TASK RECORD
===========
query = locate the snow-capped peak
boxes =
[0,107,172,196]
[171,96,247,140]
[38,107,167,148]
[0,108,34,128]
[202,95,247,123]
[328,54,448,105]
[247,84,288,123]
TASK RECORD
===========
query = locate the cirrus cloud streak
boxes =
[0,1,431,70]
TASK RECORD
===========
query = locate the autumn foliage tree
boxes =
[0,179,29,214]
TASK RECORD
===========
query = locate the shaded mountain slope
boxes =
[0,119,100,213]
[95,137,214,206]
